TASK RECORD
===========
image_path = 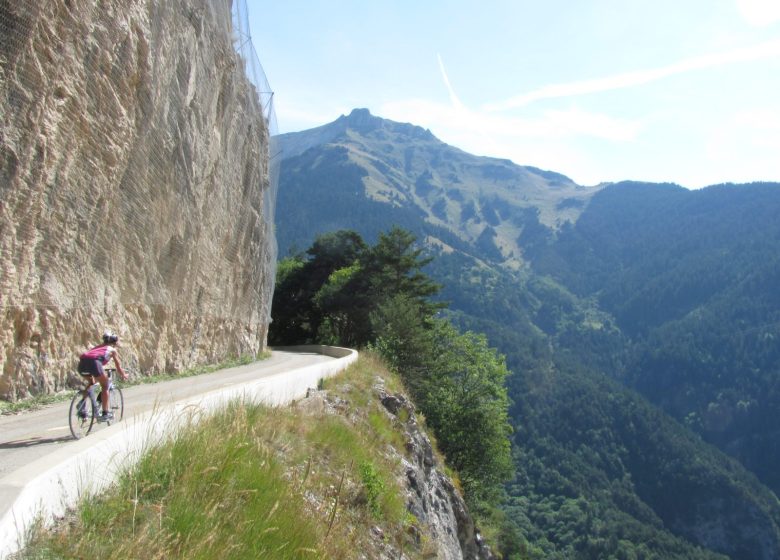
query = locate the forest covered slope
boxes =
[273,109,780,559]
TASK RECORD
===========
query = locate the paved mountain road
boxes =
[0,349,335,480]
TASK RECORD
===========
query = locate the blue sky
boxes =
[248,0,780,188]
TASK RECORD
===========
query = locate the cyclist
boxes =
[77,330,128,422]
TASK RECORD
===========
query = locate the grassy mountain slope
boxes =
[277,108,597,269]
[20,355,490,559]
[274,109,780,559]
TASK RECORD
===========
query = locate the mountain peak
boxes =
[338,108,435,141]
[344,107,375,123]
[336,108,382,133]
[278,109,437,159]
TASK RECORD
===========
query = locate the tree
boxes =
[268,255,311,345]
[271,227,515,516]
[372,305,514,510]
[363,226,444,319]
[269,230,367,345]
[313,262,365,346]
[423,321,514,508]
[370,293,438,392]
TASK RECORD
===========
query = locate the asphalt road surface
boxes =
[0,349,336,480]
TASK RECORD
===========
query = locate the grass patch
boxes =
[0,391,74,416]
[359,461,385,519]
[21,404,326,559]
[18,356,429,559]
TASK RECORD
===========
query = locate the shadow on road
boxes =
[0,435,72,449]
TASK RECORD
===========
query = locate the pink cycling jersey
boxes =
[80,344,116,365]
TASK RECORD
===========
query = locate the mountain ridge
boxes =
[278,108,437,160]
[277,109,598,270]
[274,108,780,559]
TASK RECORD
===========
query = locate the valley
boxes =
[273,108,780,559]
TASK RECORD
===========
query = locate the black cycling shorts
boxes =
[77,358,105,377]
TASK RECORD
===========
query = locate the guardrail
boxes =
[0,346,358,559]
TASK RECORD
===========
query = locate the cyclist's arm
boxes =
[111,352,128,380]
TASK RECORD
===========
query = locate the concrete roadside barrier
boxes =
[0,346,358,559]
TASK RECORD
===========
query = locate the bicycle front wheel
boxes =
[108,385,124,424]
[69,391,95,439]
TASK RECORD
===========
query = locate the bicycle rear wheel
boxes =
[69,391,95,439]
[108,385,124,424]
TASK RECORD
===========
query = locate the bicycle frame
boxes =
[80,367,118,406]
[69,368,122,439]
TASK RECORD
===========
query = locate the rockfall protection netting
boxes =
[0,0,279,318]
[231,0,279,273]
[0,0,278,395]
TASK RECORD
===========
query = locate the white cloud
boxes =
[698,107,780,186]
[736,0,780,26]
[378,96,642,186]
[379,54,643,183]
[273,99,354,133]
[715,108,780,158]
[482,38,780,111]
[733,107,780,131]
[544,108,641,142]
[380,99,640,143]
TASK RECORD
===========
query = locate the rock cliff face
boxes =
[0,0,274,399]
[377,388,494,560]
[296,378,494,560]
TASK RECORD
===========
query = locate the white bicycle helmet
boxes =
[102,330,119,344]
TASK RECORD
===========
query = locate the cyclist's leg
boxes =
[81,374,94,393]
[95,371,110,414]
[78,374,92,413]
[78,358,109,414]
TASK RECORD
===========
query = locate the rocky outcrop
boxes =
[377,388,494,560]
[0,0,275,400]
[296,380,494,560]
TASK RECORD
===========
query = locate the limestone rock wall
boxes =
[0,0,275,399]
[377,388,494,560]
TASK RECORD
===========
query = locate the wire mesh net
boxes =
[0,0,278,397]
[231,0,279,270]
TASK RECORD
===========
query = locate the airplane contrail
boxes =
[483,37,780,111]
[437,54,465,110]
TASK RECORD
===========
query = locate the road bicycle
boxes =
[68,368,124,439]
